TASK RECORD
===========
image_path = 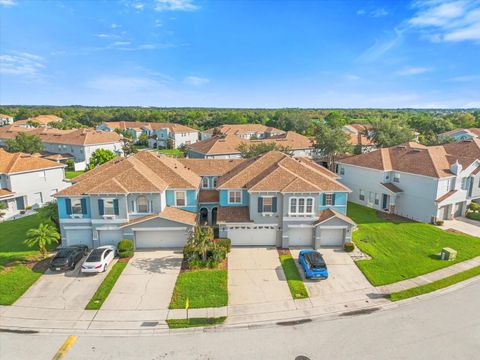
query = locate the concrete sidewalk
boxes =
[377,256,480,294]
[440,217,480,237]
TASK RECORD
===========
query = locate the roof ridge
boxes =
[277,160,321,191]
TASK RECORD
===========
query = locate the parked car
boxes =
[298,250,329,280]
[81,246,116,273]
[50,245,89,271]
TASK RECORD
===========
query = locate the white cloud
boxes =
[0,0,16,7]
[397,66,431,76]
[155,0,199,12]
[95,33,110,38]
[0,51,45,77]
[111,23,120,29]
[184,75,209,86]
[356,9,366,15]
[372,8,389,17]
[111,41,131,46]
[358,27,405,62]
[132,2,144,10]
[154,19,163,27]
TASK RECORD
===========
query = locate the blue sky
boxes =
[1,0,479,108]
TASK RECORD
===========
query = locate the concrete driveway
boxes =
[228,247,292,305]
[14,259,115,310]
[101,250,182,310]
[441,217,480,237]
[290,248,380,306]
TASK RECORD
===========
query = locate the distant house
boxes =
[341,124,376,153]
[337,140,480,223]
[0,149,68,219]
[0,114,14,127]
[96,121,199,149]
[439,128,480,142]
[201,124,285,140]
[0,126,123,171]
[188,131,314,159]
[14,115,63,128]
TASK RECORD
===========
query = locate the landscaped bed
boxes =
[65,170,85,179]
[167,317,226,329]
[278,249,308,300]
[348,202,480,286]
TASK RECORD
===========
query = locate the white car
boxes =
[81,245,116,273]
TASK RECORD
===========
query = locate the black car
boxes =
[50,245,89,271]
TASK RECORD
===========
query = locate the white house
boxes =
[0,126,123,171]
[0,114,14,127]
[337,141,480,223]
[341,124,376,153]
[201,124,285,140]
[0,149,69,220]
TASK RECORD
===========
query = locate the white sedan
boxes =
[81,245,116,273]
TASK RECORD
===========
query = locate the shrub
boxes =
[468,202,480,212]
[435,220,445,226]
[215,238,231,253]
[466,212,480,221]
[117,239,134,258]
[344,241,355,252]
[66,159,75,171]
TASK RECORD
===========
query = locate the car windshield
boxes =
[305,252,326,269]
[86,249,103,262]
[56,249,73,257]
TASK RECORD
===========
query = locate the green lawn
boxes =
[85,261,128,310]
[157,149,185,158]
[279,254,309,299]
[0,213,51,305]
[166,317,226,329]
[348,202,480,286]
[390,266,480,301]
[65,170,85,179]
[169,269,228,309]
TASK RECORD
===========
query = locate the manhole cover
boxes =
[141,321,159,327]
[295,356,311,360]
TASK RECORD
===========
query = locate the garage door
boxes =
[319,228,344,247]
[288,227,313,247]
[99,230,123,247]
[228,227,277,246]
[65,229,93,248]
[135,230,188,249]
[454,202,464,217]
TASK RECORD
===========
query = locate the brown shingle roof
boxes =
[435,190,458,203]
[179,158,244,176]
[381,183,403,193]
[198,190,219,203]
[0,148,64,174]
[314,208,356,226]
[217,206,251,223]
[103,121,197,133]
[15,115,62,126]
[0,189,14,198]
[203,124,284,136]
[120,207,197,227]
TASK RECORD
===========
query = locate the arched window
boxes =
[137,195,149,213]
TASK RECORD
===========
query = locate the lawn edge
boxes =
[277,249,309,300]
[166,316,226,329]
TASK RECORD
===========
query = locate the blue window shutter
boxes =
[272,197,277,212]
[65,198,72,215]
[81,198,87,215]
[98,199,104,216]
[332,194,336,206]
[258,197,263,213]
[113,199,119,215]
[322,194,326,206]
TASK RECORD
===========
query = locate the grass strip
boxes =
[0,265,43,305]
[85,261,128,310]
[390,266,480,302]
[65,171,84,179]
[166,317,226,329]
[279,254,309,300]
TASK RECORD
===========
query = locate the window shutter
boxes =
[98,199,104,216]
[322,194,326,206]
[258,197,263,213]
[81,198,87,215]
[65,198,72,215]
[113,199,119,215]
[332,194,336,206]
[272,197,277,212]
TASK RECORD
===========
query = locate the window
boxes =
[212,177,218,188]
[393,173,400,183]
[359,190,365,201]
[461,177,468,191]
[263,197,273,212]
[228,190,242,204]
[202,177,209,189]
[104,199,116,215]
[289,197,314,215]
[136,195,149,213]
[369,192,374,203]
[375,193,380,205]
[71,199,83,215]
[175,191,186,207]
[339,167,345,175]
[324,193,333,206]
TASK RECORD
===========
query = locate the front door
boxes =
[382,194,388,210]
[15,196,25,210]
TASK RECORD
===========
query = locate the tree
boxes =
[5,133,44,154]
[187,225,214,262]
[212,127,223,137]
[24,223,60,258]
[38,202,60,230]
[137,133,149,145]
[367,119,415,148]
[87,148,117,170]
[122,138,138,156]
[324,111,347,128]
[237,142,293,158]
[0,202,7,219]
[314,123,351,171]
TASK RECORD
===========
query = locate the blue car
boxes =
[298,250,328,280]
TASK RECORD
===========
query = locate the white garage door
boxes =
[66,229,93,248]
[288,227,313,247]
[135,230,188,249]
[228,227,277,246]
[320,228,344,247]
[99,230,123,247]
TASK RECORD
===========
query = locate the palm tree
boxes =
[188,226,214,262]
[24,223,60,258]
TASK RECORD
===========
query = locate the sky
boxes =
[0,0,479,108]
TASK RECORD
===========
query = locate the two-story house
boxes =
[341,124,376,153]
[55,150,355,249]
[0,114,14,127]
[14,115,62,128]
[200,124,285,140]
[337,141,480,223]
[0,149,68,219]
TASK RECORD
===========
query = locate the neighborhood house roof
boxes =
[315,208,356,226]
[120,207,197,227]
[441,128,480,138]
[103,121,197,133]
[216,206,251,223]
[203,124,284,136]
[0,148,64,174]
[15,115,62,126]
[179,158,245,176]
[339,141,480,178]
[198,190,219,203]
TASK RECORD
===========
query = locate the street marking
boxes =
[52,335,77,360]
